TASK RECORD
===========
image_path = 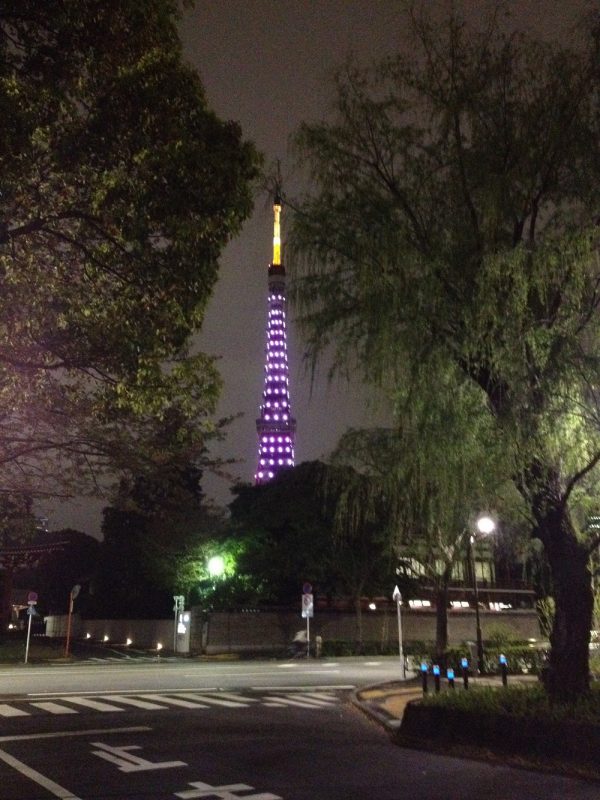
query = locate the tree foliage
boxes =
[227,461,395,645]
[290,4,600,699]
[0,1,261,497]
[91,463,225,618]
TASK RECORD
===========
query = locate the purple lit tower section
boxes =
[255,194,296,484]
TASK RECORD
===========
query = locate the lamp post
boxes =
[469,515,496,675]
[392,585,406,680]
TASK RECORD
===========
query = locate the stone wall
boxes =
[198,608,541,654]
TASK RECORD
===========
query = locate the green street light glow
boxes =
[207,555,225,577]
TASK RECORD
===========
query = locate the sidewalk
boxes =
[354,673,539,730]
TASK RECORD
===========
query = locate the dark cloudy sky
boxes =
[49,0,592,533]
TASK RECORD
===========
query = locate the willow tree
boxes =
[0,1,260,498]
[290,6,600,700]
[332,365,513,660]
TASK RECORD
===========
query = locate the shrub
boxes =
[421,683,600,724]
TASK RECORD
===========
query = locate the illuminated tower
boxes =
[255,193,296,484]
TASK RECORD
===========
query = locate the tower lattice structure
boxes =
[255,194,296,484]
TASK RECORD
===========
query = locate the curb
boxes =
[351,680,416,732]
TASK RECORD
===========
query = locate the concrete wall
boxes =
[45,615,173,649]
[198,608,541,654]
[45,607,541,655]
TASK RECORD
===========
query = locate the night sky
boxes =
[49,0,591,535]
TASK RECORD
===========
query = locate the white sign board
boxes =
[301,593,314,619]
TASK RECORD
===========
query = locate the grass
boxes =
[0,634,69,664]
[422,683,600,725]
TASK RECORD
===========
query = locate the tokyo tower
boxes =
[255,193,296,484]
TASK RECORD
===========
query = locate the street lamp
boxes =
[392,585,406,680]
[207,555,225,578]
[469,514,496,674]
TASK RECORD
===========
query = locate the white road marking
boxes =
[141,694,209,709]
[0,726,151,743]
[205,692,259,703]
[90,741,186,773]
[252,684,353,691]
[102,695,167,710]
[0,704,28,717]
[300,692,338,701]
[175,693,248,708]
[28,686,218,697]
[263,694,337,709]
[62,697,124,712]
[30,702,78,715]
[0,747,83,799]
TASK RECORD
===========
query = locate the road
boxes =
[0,656,402,698]
[0,657,597,799]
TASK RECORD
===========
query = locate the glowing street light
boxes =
[207,555,225,578]
[469,514,497,674]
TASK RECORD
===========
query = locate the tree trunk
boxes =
[1,565,13,627]
[354,594,363,653]
[434,584,449,664]
[528,471,593,702]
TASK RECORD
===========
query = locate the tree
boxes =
[15,528,100,615]
[290,5,600,700]
[331,371,516,661]
[228,461,395,647]
[0,493,38,625]
[228,462,337,606]
[0,1,261,497]
[92,463,225,618]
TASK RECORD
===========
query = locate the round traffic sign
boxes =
[302,582,312,594]
[27,591,38,604]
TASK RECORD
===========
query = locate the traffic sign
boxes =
[302,582,312,594]
[27,591,38,604]
[26,605,37,616]
[301,593,314,618]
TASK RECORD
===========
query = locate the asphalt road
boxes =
[0,656,404,699]
[0,659,597,799]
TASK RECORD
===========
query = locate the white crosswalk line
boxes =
[30,702,79,715]
[102,695,167,710]
[0,704,28,717]
[204,692,259,704]
[263,694,333,709]
[176,693,248,708]
[300,692,338,703]
[63,697,124,712]
[141,694,209,709]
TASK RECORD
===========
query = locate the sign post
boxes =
[173,595,184,653]
[64,584,80,658]
[301,582,313,659]
[24,591,38,664]
[392,585,406,680]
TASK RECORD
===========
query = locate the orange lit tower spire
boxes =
[255,192,296,484]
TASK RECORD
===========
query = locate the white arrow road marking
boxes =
[90,741,186,773]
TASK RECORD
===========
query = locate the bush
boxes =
[421,683,600,724]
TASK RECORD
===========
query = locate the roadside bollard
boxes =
[447,667,455,689]
[433,664,441,693]
[499,653,508,687]
[461,657,469,690]
[420,662,428,694]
